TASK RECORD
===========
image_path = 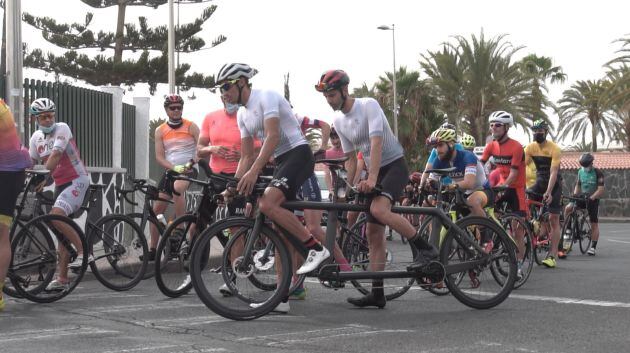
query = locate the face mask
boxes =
[167,118,183,129]
[583,166,593,172]
[225,103,240,114]
[533,132,546,143]
[38,123,56,134]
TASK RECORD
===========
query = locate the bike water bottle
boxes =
[157,214,167,226]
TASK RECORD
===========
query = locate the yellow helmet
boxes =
[427,128,457,146]
[461,133,476,149]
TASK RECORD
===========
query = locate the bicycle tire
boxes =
[560,212,576,254]
[128,212,165,279]
[155,214,198,298]
[89,214,148,291]
[497,214,534,289]
[578,213,592,254]
[533,213,551,266]
[442,216,517,310]
[342,217,415,301]
[11,214,88,303]
[189,217,291,321]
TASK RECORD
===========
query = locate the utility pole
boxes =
[5,0,24,136]
[167,0,175,93]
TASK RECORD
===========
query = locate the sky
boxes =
[5,0,630,147]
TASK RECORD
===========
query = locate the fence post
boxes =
[100,86,124,168]
[132,97,150,180]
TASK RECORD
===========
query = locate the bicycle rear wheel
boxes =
[11,214,88,303]
[578,213,592,254]
[155,214,198,298]
[342,217,415,301]
[190,217,291,320]
[89,214,147,291]
[442,216,517,309]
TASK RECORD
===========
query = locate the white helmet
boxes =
[30,98,56,116]
[216,63,258,82]
[488,111,513,127]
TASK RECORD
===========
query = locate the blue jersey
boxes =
[431,149,488,191]
[428,143,464,164]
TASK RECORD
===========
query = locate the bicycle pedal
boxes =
[411,261,445,285]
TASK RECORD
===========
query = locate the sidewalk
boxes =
[599,217,630,223]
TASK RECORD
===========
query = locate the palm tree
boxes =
[557,80,621,152]
[421,31,533,142]
[518,54,567,129]
[605,36,630,150]
[370,66,443,168]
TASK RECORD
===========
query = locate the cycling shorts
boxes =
[366,157,409,225]
[54,175,90,216]
[271,144,314,201]
[527,181,562,214]
[0,171,26,226]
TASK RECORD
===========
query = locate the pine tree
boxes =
[20,0,226,93]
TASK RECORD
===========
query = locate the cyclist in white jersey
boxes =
[218,63,330,313]
[148,94,199,260]
[315,70,439,309]
[28,98,90,291]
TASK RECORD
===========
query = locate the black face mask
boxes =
[533,132,546,143]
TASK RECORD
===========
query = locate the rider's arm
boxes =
[345,152,358,187]
[503,145,524,187]
[574,178,582,195]
[420,161,433,188]
[154,127,174,170]
[190,122,200,162]
[456,163,478,190]
[249,117,280,177]
[366,136,383,185]
[317,120,331,151]
[546,146,561,195]
[353,156,365,185]
[197,135,212,158]
[234,136,255,179]
[590,169,605,200]
[45,124,73,171]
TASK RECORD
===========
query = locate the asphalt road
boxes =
[2,223,629,353]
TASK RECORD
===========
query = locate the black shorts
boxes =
[157,168,198,196]
[495,188,526,216]
[528,181,562,214]
[575,197,599,223]
[271,144,314,201]
[0,170,26,220]
[366,157,409,225]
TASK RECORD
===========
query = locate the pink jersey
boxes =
[200,110,242,174]
[29,123,88,185]
[325,147,345,159]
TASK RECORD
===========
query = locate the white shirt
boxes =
[237,89,307,157]
[333,98,403,168]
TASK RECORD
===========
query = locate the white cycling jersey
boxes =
[237,89,307,157]
[333,97,403,168]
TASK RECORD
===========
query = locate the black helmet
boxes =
[579,153,594,168]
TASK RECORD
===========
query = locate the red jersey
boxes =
[481,138,525,189]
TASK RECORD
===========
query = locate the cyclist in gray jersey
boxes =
[316,70,438,309]
[218,63,329,313]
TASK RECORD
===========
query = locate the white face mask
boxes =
[225,103,240,114]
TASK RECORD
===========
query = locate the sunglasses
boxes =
[425,136,441,146]
[490,122,504,128]
[218,79,239,93]
[168,105,183,111]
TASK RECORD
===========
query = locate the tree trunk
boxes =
[591,116,598,152]
[114,0,127,64]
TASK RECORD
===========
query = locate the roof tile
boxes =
[560,151,630,170]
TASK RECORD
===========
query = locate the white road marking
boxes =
[0,326,117,343]
[504,292,630,308]
[102,345,229,353]
[606,238,630,244]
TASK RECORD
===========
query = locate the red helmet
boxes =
[164,94,184,107]
[315,70,350,92]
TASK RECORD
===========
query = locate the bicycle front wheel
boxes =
[189,217,292,321]
[560,213,576,254]
[155,214,198,298]
[578,213,592,254]
[442,216,517,309]
[89,214,147,291]
[498,214,534,289]
[11,214,88,303]
[342,217,416,301]
[128,212,164,279]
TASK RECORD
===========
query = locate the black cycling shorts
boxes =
[271,144,314,201]
[0,171,26,222]
[366,157,409,225]
[495,188,526,217]
[575,197,599,223]
[528,181,562,214]
[157,168,198,196]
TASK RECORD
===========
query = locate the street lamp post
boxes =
[377,24,397,139]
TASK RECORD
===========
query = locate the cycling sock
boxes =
[336,257,352,272]
[372,280,384,299]
[303,236,323,251]
[592,241,598,249]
